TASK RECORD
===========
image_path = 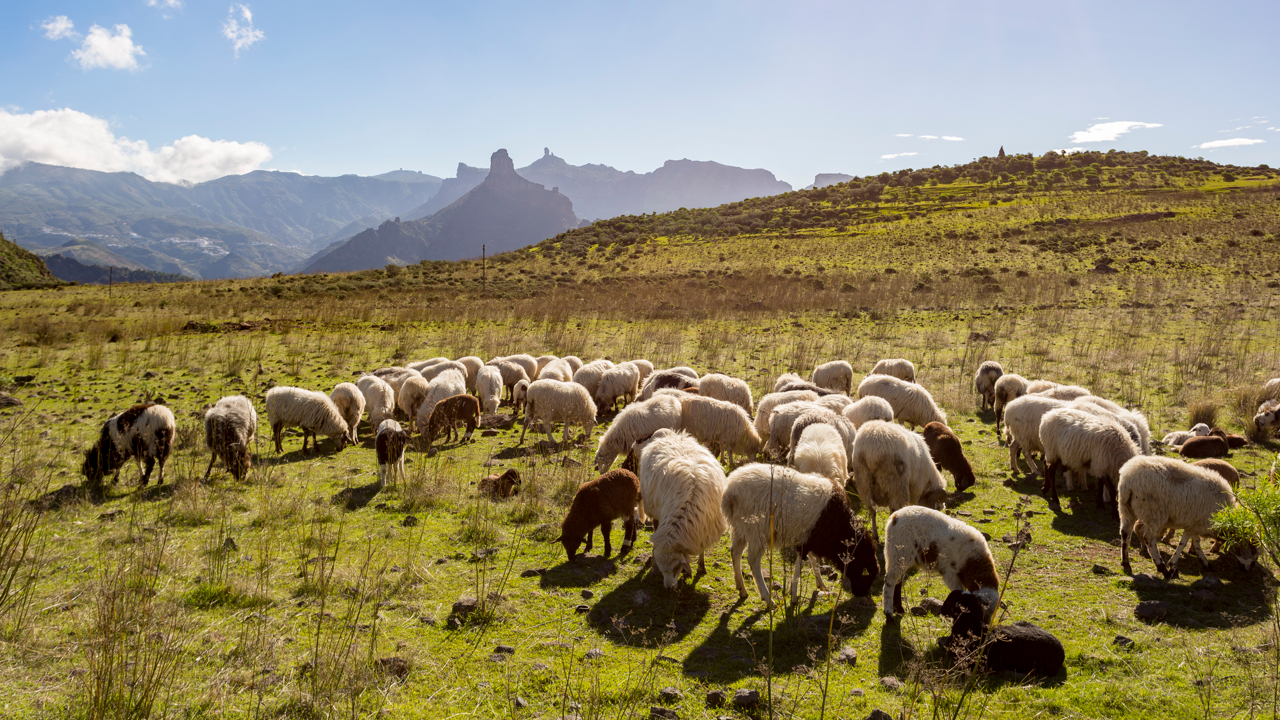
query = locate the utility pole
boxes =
[108,266,113,298]
[482,244,486,294]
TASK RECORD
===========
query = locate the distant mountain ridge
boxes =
[43,253,191,285]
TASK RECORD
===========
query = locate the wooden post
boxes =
[482,244,486,294]
[108,266,113,298]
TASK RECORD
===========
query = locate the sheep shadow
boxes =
[582,569,712,649]
[132,482,179,502]
[539,555,626,589]
[1044,495,1121,545]
[878,617,919,677]
[1125,553,1277,630]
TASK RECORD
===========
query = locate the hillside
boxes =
[42,253,191,284]
[33,238,149,271]
[0,231,59,290]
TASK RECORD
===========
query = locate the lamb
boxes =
[1179,435,1229,459]
[375,419,411,488]
[512,379,530,416]
[939,590,1065,677]
[421,360,468,383]
[791,424,848,486]
[812,360,854,394]
[330,382,365,444]
[593,393,684,472]
[455,356,484,393]
[407,357,449,373]
[356,375,396,427]
[850,420,950,538]
[973,361,1004,411]
[518,379,597,446]
[1038,407,1139,512]
[699,373,754,415]
[1254,401,1279,437]
[882,505,1000,619]
[489,360,530,401]
[753,390,821,444]
[1118,455,1257,579]
[414,369,466,432]
[638,370,700,400]
[922,422,976,491]
[1001,395,1070,477]
[538,357,575,382]
[722,463,878,609]
[594,362,641,413]
[843,396,894,429]
[265,387,349,454]
[202,395,256,482]
[82,403,176,492]
[992,373,1030,430]
[421,394,480,451]
[631,429,727,589]
[1209,427,1248,449]
[476,365,503,414]
[1161,423,1211,447]
[871,358,916,383]
[856,374,947,429]
[678,394,763,466]
[478,468,521,499]
[396,376,431,431]
[555,469,641,561]
[774,372,804,393]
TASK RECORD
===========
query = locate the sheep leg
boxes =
[600,519,613,558]
[1167,531,1193,577]
[790,552,806,605]
[882,576,904,618]
[1042,460,1061,509]
[621,512,636,555]
[697,553,706,575]
[517,415,529,445]
[272,423,283,453]
[1121,524,1133,576]
[1191,536,1211,568]
[731,533,750,598]
[1025,451,1042,477]
[463,418,476,442]
[808,553,829,591]
[584,527,594,554]
[140,457,155,487]
[1007,440,1020,474]
[1149,531,1175,579]
[202,452,218,482]
[747,543,774,609]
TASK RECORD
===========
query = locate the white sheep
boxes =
[812,360,854,394]
[1118,455,1257,578]
[594,362,641,413]
[767,402,851,461]
[534,355,559,375]
[1026,379,1059,394]
[562,356,585,373]
[754,389,821,444]
[396,375,431,432]
[814,394,853,414]
[415,369,466,432]
[849,420,949,538]
[489,359,531,401]
[699,373,754,415]
[375,419,411,488]
[1263,378,1280,403]
[638,370,700,400]
[356,375,396,427]
[455,356,484,393]
[593,393,684,472]
[882,506,1000,619]
[784,407,857,470]
[573,359,615,397]
[667,366,699,379]
[773,372,805,393]
[331,382,365,444]
[82,403,176,490]
[538,357,575,382]
[1039,407,1139,511]
[792,424,848,486]
[496,354,538,379]
[677,394,762,466]
[407,357,449,373]
[871,358,916,383]
[1162,423,1211,447]
[992,373,1029,429]
[843,396,894,429]
[512,379,530,416]
[265,386,348,454]
[1070,396,1150,455]
[628,359,655,386]
[973,360,1004,411]
[519,379,597,446]
[722,463,879,609]
[632,429,727,589]
[421,360,468,383]
[856,374,947,429]
[1255,401,1279,437]
[1033,384,1091,401]
[1002,395,1070,477]
[476,365,503,414]
[371,366,423,398]
[203,395,256,482]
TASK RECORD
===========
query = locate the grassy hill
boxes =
[0,230,60,290]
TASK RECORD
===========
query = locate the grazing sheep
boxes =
[639,370,700,401]
[843,396,894,429]
[1162,423,1211,447]
[455,356,484,393]
[777,380,843,397]
[266,387,349,455]
[992,373,1030,430]
[573,359,616,398]
[407,357,449,373]
[476,365,503,414]
[678,395,762,466]
[850,420,950,538]
[1002,395,1070,477]
[356,375,396,427]
[512,379,530,416]
[1253,401,1279,437]
[1179,435,1229,459]
[765,401,830,459]
[773,372,804,393]
[372,367,423,398]
[628,359,655,386]
[1067,401,1147,464]
[1033,384,1091,401]
[1038,407,1138,511]
[815,394,854,415]
[375,419,411,488]
[1119,455,1257,578]
[791,424,848,486]
[785,407,857,470]
[922,422,976,491]
[812,360,854,394]
[1026,379,1059,394]
[203,395,256,482]
[415,369,466,431]
[562,356,585,373]
[421,360,468,384]
[396,376,431,431]
[421,394,480,450]
[594,362,641,413]
[973,361,1004,411]
[939,590,1065,677]
[856,374,947,429]
[1072,396,1151,454]
[497,354,538,379]
[519,379,597,446]
[1209,427,1248,449]
[699,373,754,415]
[555,469,641,561]
[882,505,1000,619]
[83,403,176,491]
[331,382,365,444]
[538,357,575,382]
[593,393,684,472]
[1261,378,1280,403]
[754,390,821,444]
[490,360,531,401]
[723,463,878,609]
[666,366,699,379]
[1193,458,1240,488]
[871,358,916,383]
[534,355,559,375]
[632,429,727,589]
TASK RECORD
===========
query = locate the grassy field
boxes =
[1,168,1280,719]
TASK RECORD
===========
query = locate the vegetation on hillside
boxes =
[0,231,61,290]
[43,253,193,285]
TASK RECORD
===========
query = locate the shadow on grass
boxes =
[133,482,178,502]
[585,569,713,650]
[1126,550,1278,630]
[878,617,918,677]
[539,555,627,590]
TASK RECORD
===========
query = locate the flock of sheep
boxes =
[77,353,1280,678]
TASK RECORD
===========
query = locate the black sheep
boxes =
[939,590,1065,678]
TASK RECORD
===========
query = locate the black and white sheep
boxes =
[882,505,1000,619]
[202,395,256,482]
[83,403,176,491]
[856,374,947,429]
[973,361,1004,411]
[850,420,950,538]
[1253,402,1279,437]
[593,393,684,472]
[519,379,597,446]
[939,590,1065,677]
[265,387,348,454]
[638,369,700,401]
[555,468,642,561]
[812,360,854,394]
[375,419,411,488]
[1162,422,1211,447]
[871,358,916,383]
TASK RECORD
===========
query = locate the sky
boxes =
[1,0,1278,189]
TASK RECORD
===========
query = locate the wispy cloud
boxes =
[894,133,913,138]
[893,133,963,141]
[918,135,938,140]
[1069,121,1161,143]
[1093,117,1110,120]
[0,108,272,183]
[42,15,78,40]
[72,24,146,71]
[222,5,264,58]
[1195,138,1265,149]
[881,152,918,160]
[941,136,964,141]
[1218,125,1252,132]
[146,0,183,8]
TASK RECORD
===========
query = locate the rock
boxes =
[583,648,605,660]
[880,676,905,692]
[581,589,594,600]
[1091,564,1113,575]
[1135,600,1170,622]
[575,604,590,614]
[13,375,35,385]
[495,644,515,655]
[375,656,410,679]
[706,689,727,708]
[919,597,944,616]
[143,370,159,379]
[401,515,419,527]
[520,568,545,578]
[850,688,864,697]
[835,647,858,665]
[1130,573,1162,588]
[866,710,894,720]
[659,686,683,703]
[514,696,528,709]
[1113,635,1135,649]
[909,605,928,617]
[732,689,760,708]
[650,708,678,720]
[0,394,22,408]
[452,597,479,617]
[488,653,508,662]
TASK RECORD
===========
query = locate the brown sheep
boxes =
[1208,427,1247,449]
[1179,435,1229,459]
[922,421,976,491]
[478,468,521,499]
[422,394,480,450]
[1192,458,1240,487]
[554,469,641,561]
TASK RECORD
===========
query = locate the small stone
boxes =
[143,370,159,379]
[1135,600,1170,622]
[495,644,515,655]
[375,656,410,679]
[401,515,419,527]
[957,510,972,517]
[919,597,944,616]
[650,707,678,720]
[435,558,447,565]
[706,689,727,708]
[1130,573,1163,588]
[909,605,928,617]
[452,597,479,617]
[481,429,499,437]
[880,676,905,692]
[1001,533,1017,544]
[446,616,461,630]
[659,686,683,703]
[488,653,508,662]
[1091,564,1112,575]
[575,604,590,614]
[850,688,864,697]
[732,689,760,708]
[514,696,528,709]
[583,648,605,660]
[983,509,996,515]
[835,647,858,665]
[865,710,893,720]
[581,589,594,600]
[1113,635,1135,649]
[520,568,544,578]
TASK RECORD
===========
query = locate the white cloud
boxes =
[1195,138,1265,149]
[918,135,938,140]
[941,136,964,141]
[894,133,913,138]
[222,5,264,57]
[1068,121,1161,143]
[72,24,145,71]
[42,16,78,40]
[146,0,183,9]
[1093,117,1110,120]
[881,152,918,160]
[0,108,271,184]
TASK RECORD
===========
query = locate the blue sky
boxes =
[2,0,1277,188]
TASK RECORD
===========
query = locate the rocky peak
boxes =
[490,149,516,177]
